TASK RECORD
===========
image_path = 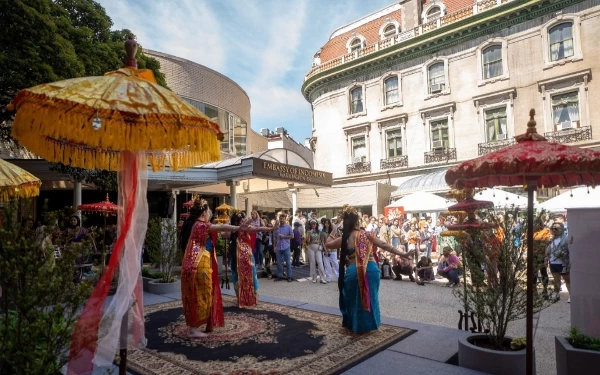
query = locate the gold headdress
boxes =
[341,204,358,218]
[192,194,208,207]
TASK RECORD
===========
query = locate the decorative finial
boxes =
[106,193,110,202]
[526,109,536,134]
[124,35,138,68]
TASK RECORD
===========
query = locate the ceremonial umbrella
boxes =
[77,194,119,264]
[9,37,223,375]
[445,109,600,375]
[0,158,41,202]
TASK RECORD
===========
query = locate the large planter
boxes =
[459,334,534,375]
[555,336,600,375]
[147,279,181,295]
[142,276,153,292]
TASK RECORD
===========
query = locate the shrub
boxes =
[0,201,95,374]
[145,218,181,283]
[567,327,600,352]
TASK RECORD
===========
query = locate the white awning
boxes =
[538,187,600,212]
[387,191,452,213]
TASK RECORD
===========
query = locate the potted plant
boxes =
[455,207,554,375]
[145,217,182,295]
[141,266,163,292]
[555,327,600,375]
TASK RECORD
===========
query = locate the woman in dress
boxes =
[325,205,414,333]
[305,219,328,284]
[229,212,272,308]
[182,201,250,338]
[321,218,339,283]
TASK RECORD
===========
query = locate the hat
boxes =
[309,219,318,224]
[293,222,301,227]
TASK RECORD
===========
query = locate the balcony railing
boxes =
[380,155,408,170]
[346,161,371,175]
[544,126,592,144]
[424,148,457,164]
[305,0,512,80]
[478,138,516,155]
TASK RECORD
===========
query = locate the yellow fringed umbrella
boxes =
[8,36,223,375]
[0,158,41,202]
[9,44,222,172]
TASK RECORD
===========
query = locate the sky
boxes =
[97,0,394,143]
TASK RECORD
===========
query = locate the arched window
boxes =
[482,45,503,79]
[428,62,445,93]
[548,22,574,61]
[350,87,364,114]
[427,6,441,18]
[384,76,399,105]
[383,24,397,39]
[350,38,362,53]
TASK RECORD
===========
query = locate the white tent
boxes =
[386,191,452,213]
[475,189,534,209]
[538,187,600,212]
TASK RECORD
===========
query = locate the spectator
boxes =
[291,222,302,267]
[305,219,327,284]
[405,223,420,252]
[416,256,435,282]
[546,222,570,302]
[392,254,415,282]
[390,218,402,248]
[273,214,294,282]
[437,246,462,287]
[420,223,433,258]
[321,218,339,282]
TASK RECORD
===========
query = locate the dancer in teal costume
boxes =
[325,205,414,333]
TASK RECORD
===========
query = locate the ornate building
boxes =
[302,0,600,200]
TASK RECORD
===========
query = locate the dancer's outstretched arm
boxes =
[209,224,240,232]
[368,235,413,259]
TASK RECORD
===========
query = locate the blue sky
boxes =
[98,0,393,143]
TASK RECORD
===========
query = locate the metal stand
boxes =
[458,310,488,333]
[118,308,129,375]
[221,239,230,289]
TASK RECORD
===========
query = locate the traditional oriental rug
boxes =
[127,295,414,375]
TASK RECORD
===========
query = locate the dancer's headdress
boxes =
[341,204,358,218]
[192,194,208,207]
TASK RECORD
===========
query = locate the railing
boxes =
[478,138,516,155]
[346,161,371,175]
[380,155,409,170]
[424,148,457,164]
[305,0,511,80]
[544,126,592,144]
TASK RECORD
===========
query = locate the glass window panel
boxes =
[551,91,579,125]
[350,87,363,114]
[482,45,503,79]
[484,107,507,142]
[430,119,449,148]
[549,23,574,61]
[383,25,396,39]
[428,7,441,16]
[350,38,362,52]
[352,136,367,162]
[428,62,445,90]
[384,76,399,105]
[386,128,402,158]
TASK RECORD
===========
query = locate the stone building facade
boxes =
[303,0,600,197]
[145,49,267,156]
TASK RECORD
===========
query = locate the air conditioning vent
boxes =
[496,133,508,140]
[432,140,444,149]
[260,128,270,136]
[556,121,573,131]
[275,127,287,135]
[430,84,443,93]
[352,156,362,163]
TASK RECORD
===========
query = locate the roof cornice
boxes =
[301,0,587,102]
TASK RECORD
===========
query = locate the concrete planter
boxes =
[459,334,533,375]
[555,336,600,375]
[142,276,153,292]
[147,279,181,295]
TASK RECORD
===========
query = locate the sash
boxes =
[236,233,257,308]
[354,231,372,311]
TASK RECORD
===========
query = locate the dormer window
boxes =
[427,6,441,19]
[383,24,396,39]
[350,38,362,52]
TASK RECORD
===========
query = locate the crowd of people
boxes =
[176,199,572,337]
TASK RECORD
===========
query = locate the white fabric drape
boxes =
[351,88,363,113]
[94,152,149,367]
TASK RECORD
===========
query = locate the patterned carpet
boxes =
[127,295,414,375]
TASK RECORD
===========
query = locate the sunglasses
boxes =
[551,227,561,231]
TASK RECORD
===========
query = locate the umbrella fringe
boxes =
[11,97,222,167]
[0,182,41,202]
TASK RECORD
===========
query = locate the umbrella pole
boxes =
[102,214,107,266]
[526,184,535,375]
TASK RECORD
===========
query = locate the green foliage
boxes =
[0,201,97,374]
[567,327,600,352]
[48,163,117,191]
[453,206,555,350]
[145,218,181,283]
[215,234,226,257]
[0,0,168,183]
[510,337,526,351]
[141,266,163,280]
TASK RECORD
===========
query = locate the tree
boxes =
[0,0,168,187]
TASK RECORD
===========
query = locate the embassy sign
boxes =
[252,159,332,187]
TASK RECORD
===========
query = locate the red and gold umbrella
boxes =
[0,158,41,202]
[77,194,119,216]
[9,37,223,375]
[446,109,600,375]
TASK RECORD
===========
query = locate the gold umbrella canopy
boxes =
[0,158,41,201]
[8,38,223,172]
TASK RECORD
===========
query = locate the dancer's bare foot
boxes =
[188,327,208,338]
